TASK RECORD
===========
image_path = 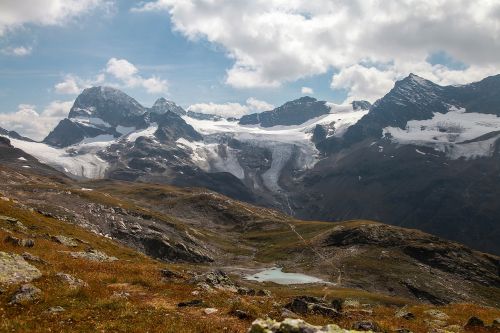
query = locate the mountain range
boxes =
[2,73,500,255]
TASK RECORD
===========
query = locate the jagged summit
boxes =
[68,86,145,126]
[151,97,186,116]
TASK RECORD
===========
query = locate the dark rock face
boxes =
[43,118,118,148]
[239,96,329,127]
[152,111,202,143]
[150,98,186,116]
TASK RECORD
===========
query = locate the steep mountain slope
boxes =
[292,74,500,254]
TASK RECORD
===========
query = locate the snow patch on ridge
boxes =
[383,107,500,159]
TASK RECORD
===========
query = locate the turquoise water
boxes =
[244,267,326,285]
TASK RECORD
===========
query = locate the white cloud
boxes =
[54,75,82,94]
[0,0,112,36]
[1,46,32,56]
[301,87,314,95]
[188,98,274,118]
[54,58,168,95]
[133,0,500,102]
[0,101,73,140]
[106,58,138,80]
[106,58,168,94]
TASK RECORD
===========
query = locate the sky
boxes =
[0,0,499,140]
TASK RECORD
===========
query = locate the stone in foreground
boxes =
[9,284,42,305]
[248,318,366,333]
[0,252,42,284]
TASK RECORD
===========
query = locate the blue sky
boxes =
[0,0,344,114]
[0,0,499,139]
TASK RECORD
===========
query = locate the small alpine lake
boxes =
[243,267,328,285]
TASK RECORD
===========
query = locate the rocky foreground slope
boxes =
[0,145,499,332]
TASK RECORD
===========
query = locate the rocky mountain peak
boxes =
[239,96,329,127]
[151,97,186,116]
[68,86,145,126]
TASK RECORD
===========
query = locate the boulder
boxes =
[203,308,218,315]
[46,306,65,314]
[288,296,340,318]
[352,321,381,331]
[69,249,118,262]
[4,235,35,247]
[190,270,237,292]
[0,252,42,284]
[9,283,42,305]
[56,272,88,289]
[256,289,272,297]
[248,318,364,333]
[232,309,251,320]
[160,268,183,279]
[22,252,47,264]
[424,309,449,321]
[395,306,415,320]
[178,299,204,307]
[464,316,484,328]
[238,287,256,296]
[0,215,27,231]
[52,235,78,247]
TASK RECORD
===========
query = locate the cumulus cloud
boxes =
[1,46,32,56]
[133,0,500,102]
[106,58,168,93]
[0,0,112,36]
[188,98,274,118]
[54,58,167,95]
[0,101,73,140]
[301,87,314,95]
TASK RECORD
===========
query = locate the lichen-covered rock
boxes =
[69,249,118,262]
[395,306,415,320]
[0,252,42,284]
[256,289,272,297]
[5,235,35,247]
[352,321,381,331]
[287,296,340,318]
[52,235,78,247]
[160,268,183,279]
[248,318,365,333]
[0,215,27,231]
[46,306,65,314]
[203,307,218,315]
[22,252,47,264]
[190,270,237,292]
[9,283,42,305]
[56,272,88,289]
[424,309,449,321]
